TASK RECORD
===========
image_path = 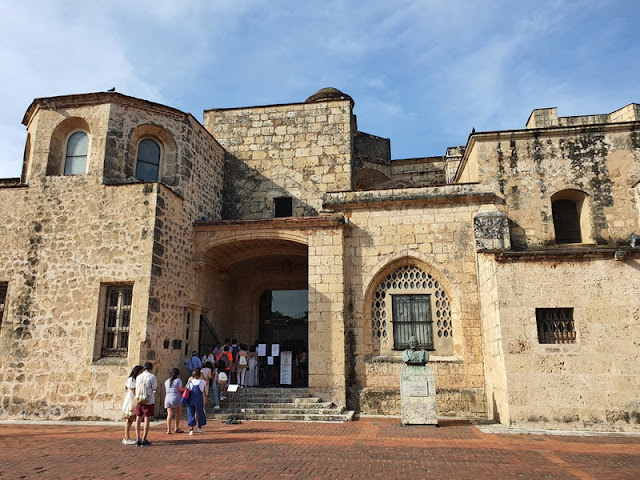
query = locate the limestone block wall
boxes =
[308,226,347,405]
[337,198,488,416]
[460,126,640,248]
[390,157,446,186]
[203,99,353,220]
[0,180,156,420]
[489,255,640,432]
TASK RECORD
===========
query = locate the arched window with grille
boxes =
[372,264,453,354]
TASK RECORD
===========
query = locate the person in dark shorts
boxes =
[134,362,158,447]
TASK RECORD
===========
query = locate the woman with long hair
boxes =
[164,368,184,434]
[122,365,144,445]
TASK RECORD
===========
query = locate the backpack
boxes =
[135,377,149,404]
[217,354,229,370]
[217,371,228,384]
[238,354,247,366]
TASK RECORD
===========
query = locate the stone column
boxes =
[307,225,346,406]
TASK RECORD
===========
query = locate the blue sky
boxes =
[0,0,638,178]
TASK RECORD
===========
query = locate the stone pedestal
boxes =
[401,364,438,425]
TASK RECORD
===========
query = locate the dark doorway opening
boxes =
[259,289,308,386]
[198,314,220,356]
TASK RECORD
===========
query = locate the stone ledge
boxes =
[365,354,462,364]
[489,246,640,262]
[323,184,498,210]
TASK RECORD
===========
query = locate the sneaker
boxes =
[140,438,152,447]
[213,405,220,409]
[196,428,204,434]
[122,439,137,445]
[221,396,227,401]
[136,438,142,447]
[189,429,194,436]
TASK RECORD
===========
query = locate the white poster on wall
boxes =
[258,343,267,356]
[271,343,280,356]
[280,351,292,385]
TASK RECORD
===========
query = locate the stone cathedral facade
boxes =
[0,88,639,431]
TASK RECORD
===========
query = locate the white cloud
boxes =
[0,0,638,176]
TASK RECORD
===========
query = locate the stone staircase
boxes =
[205,387,354,422]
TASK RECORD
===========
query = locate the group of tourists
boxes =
[195,338,260,388]
[121,338,259,446]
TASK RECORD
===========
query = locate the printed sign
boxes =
[280,351,292,385]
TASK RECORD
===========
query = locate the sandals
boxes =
[175,428,184,433]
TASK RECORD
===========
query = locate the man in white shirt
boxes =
[134,362,158,447]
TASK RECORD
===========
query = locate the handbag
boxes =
[181,383,190,404]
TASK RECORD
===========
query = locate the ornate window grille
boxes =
[536,308,576,344]
[102,286,133,357]
[372,265,452,352]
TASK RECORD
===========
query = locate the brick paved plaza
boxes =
[1,418,639,479]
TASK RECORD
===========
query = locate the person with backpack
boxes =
[216,346,232,386]
[134,362,158,447]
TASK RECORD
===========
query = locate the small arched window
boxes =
[135,138,161,181]
[552,199,581,243]
[64,131,88,175]
[551,189,592,244]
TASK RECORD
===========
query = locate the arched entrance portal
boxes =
[192,235,309,387]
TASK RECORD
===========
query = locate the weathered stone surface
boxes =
[401,365,438,425]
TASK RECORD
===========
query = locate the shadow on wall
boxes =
[222,154,319,220]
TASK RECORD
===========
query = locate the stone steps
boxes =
[205,387,354,422]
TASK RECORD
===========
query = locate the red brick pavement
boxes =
[1,418,639,479]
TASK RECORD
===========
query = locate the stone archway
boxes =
[191,216,347,404]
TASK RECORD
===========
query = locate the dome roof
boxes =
[305,87,354,106]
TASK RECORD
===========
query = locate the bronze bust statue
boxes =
[402,336,429,365]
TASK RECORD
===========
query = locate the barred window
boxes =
[392,294,434,350]
[102,286,133,356]
[536,308,576,344]
[0,283,7,329]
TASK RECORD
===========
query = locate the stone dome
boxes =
[305,87,354,106]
